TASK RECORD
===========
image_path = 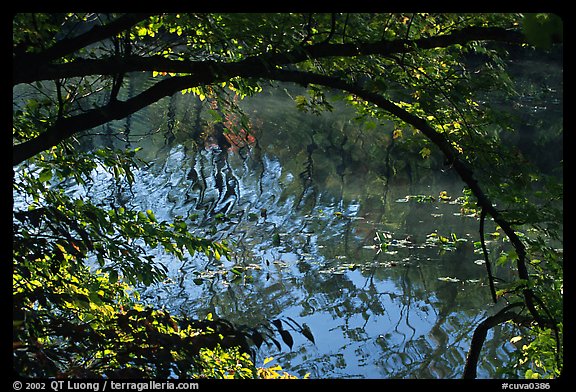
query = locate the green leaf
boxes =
[146,209,157,222]
[419,147,431,159]
[38,168,52,183]
[109,270,119,284]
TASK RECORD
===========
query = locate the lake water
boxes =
[78,86,527,379]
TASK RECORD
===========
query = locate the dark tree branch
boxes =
[463,302,525,379]
[13,74,215,165]
[300,13,314,45]
[13,25,530,165]
[321,13,337,44]
[14,13,155,66]
[13,26,526,85]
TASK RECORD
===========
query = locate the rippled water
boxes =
[74,88,521,378]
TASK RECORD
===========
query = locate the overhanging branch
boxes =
[13,74,214,165]
[14,13,156,69]
[13,25,525,85]
[463,302,525,379]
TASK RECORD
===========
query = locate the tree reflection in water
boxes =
[75,71,553,378]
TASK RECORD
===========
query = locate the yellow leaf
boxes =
[510,336,523,344]
[393,129,403,139]
[263,357,274,365]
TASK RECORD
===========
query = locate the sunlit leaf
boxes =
[419,147,431,159]
[263,356,274,365]
[510,336,523,344]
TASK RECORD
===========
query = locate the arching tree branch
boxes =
[256,68,553,331]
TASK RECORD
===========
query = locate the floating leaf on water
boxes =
[230,267,243,275]
[438,276,460,283]
[230,274,242,284]
[439,190,451,201]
